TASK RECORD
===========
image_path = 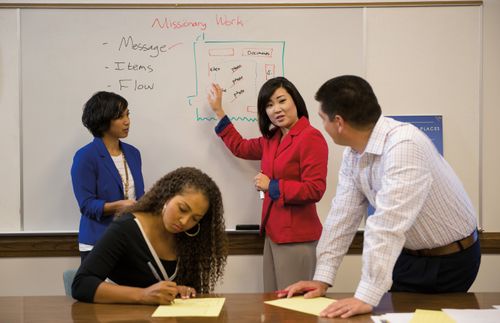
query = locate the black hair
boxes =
[315,75,381,129]
[81,91,128,137]
[257,77,309,138]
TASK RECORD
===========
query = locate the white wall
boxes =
[0,255,263,296]
[0,9,20,231]
[1,2,486,234]
[0,0,499,297]
[482,0,500,231]
[1,254,499,296]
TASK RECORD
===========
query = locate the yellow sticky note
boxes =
[152,297,225,317]
[264,296,336,316]
[410,309,456,323]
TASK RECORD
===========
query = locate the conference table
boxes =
[1,292,499,322]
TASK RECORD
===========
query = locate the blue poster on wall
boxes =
[367,115,443,216]
[388,115,443,155]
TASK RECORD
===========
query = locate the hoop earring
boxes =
[184,223,200,237]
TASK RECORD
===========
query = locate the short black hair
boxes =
[82,91,128,137]
[315,75,381,129]
[257,77,309,138]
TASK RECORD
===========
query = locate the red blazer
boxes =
[218,117,328,243]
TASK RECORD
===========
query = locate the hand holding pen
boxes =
[144,261,178,305]
[254,171,270,199]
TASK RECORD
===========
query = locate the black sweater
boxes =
[72,213,177,302]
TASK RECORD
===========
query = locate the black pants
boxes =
[80,251,91,263]
[391,239,481,293]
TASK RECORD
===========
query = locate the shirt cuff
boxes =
[214,115,231,134]
[268,179,280,200]
[313,264,336,286]
[354,280,387,307]
[94,200,106,222]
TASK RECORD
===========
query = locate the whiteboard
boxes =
[0,9,21,231]
[19,8,363,231]
[0,4,481,232]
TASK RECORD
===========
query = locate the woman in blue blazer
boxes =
[71,91,145,261]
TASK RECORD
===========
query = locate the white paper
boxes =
[442,308,500,323]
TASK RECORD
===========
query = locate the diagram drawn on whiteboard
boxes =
[187,37,286,122]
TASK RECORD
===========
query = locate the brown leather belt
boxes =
[403,230,478,257]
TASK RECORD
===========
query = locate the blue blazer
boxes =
[71,137,145,246]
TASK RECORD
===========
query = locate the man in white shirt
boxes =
[279,75,480,318]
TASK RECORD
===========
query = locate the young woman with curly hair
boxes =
[72,167,227,305]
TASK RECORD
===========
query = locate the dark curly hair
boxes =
[124,167,227,293]
[82,91,128,137]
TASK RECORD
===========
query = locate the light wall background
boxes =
[0,0,499,296]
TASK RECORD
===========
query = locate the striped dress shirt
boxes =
[314,116,477,306]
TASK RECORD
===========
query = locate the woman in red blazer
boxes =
[208,77,328,291]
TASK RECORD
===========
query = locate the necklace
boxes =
[120,153,129,199]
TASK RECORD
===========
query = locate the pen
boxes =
[148,261,175,304]
[147,261,162,282]
[259,170,265,199]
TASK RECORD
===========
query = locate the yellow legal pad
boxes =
[152,298,226,317]
[410,309,456,323]
[264,296,336,316]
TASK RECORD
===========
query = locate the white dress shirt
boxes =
[314,116,477,306]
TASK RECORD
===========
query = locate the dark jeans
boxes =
[391,239,481,293]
